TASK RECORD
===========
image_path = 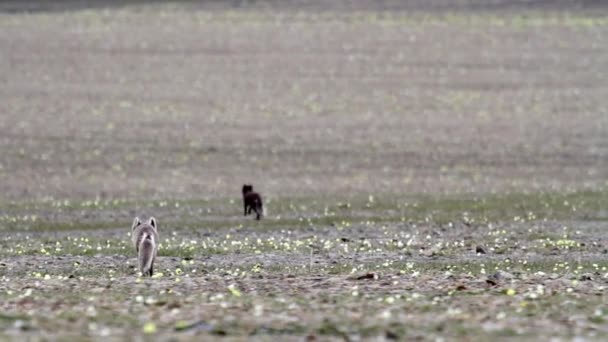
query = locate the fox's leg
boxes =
[149,264,154,277]
[244,203,248,216]
[255,206,261,220]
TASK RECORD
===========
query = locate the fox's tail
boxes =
[254,198,264,220]
[138,234,156,277]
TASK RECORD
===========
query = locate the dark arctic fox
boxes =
[242,184,263,220]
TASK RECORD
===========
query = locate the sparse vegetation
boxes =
[1,191,607,339]
[1,1,607,340]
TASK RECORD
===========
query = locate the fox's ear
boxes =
[148,217,157,229]
[132,217,141,230]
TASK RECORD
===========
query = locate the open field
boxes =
[1,1,608,340]
[1,191,608,340]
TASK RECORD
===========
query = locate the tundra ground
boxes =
[1,2,607,340]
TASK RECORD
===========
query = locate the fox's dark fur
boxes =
[131,217,159,277]
[242,184,263,220]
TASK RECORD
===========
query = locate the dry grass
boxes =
[1,5,607,199]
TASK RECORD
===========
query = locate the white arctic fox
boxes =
[131,217,159,277]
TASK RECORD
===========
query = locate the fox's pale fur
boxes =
[131,217,159,277]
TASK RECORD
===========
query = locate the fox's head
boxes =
[132,217,157,231]
[242,184,253,195]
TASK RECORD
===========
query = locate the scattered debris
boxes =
[348,272,379,281]
[175,320,214,332]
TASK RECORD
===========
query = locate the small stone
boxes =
[493,270,514,280]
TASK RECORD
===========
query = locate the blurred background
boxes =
[1,0,607,200]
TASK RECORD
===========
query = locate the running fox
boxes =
[242,184,263,220]
[131,217,159,277]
